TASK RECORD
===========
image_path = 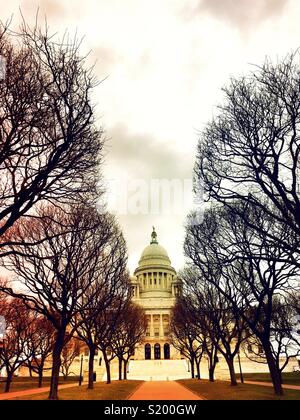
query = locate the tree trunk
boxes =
[263,342,283,395]
[28,364,33,378]
[118,357,122,381]
[38,367,43,388]
[226,357,237,386]
[4,370,13,393]
[88,347,95,390]
[103,351,111,384]
[196,361,201,380]
[208,356,216,382]
[48,329,65,400]
[190,357,195,379]
[123,360,128,380]
[208,349,218,383]
[209,366,215,382]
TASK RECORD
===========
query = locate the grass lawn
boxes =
[237,372,300,386]
[11,380,143,400]
[0,376,79,394]
[178,379,300,400]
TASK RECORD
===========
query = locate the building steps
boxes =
[127,359,191,381]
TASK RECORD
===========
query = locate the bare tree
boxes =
[0,204,127,399]
[60,337,81,380]
[196,51,300,261]
[75,271,131,389]
[202,334,219,383]
[245,298,300,380]
[96,297,130,384]
[110,303,147,381]
[0,298,31,392]
[25,315,56,387]
[180,268,246,386]
[121,304,147,381]
[0,21,104,256]
[170,297,204,380]
[185,204,299,395]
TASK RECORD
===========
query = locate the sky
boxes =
[1,0,300,272]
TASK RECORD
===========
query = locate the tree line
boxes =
[170,52,300,396]
[0,21,146,400]
[0,285,146,396]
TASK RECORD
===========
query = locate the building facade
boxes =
[14,227,299,381]
[130,227,182,361]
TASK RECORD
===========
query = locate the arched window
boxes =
[145,343,151,360]
[154,343,161,360]
[164,343,170,359]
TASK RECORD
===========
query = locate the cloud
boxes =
[91,46,120,77]
[102,123,194,271]
[106,123,193,180]
[184,0,289,30]
[21,0,66,20]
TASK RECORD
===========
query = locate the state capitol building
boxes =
[130,227,182,361]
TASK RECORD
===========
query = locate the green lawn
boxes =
[0,376,79,394]
[238,372,300,386]
[11,380,143,400]
[178,379,300,400]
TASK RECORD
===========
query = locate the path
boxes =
[0,382,83,400]
[244,380,300,391]
[128,381,203,400]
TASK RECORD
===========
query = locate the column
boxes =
[160,314,164,338]
[150,314,154,337]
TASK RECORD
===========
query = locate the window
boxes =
[154,343,161,360]
[164,344,170,360]
[145,344,151,360]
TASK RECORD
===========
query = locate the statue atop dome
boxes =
[150,226,158,244]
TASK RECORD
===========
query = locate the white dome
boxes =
[139,243,171,268]
[132,227,178,298]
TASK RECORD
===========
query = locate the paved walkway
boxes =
[0,382,82,400]
[128,381,203,400]
[245,380,300,391]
